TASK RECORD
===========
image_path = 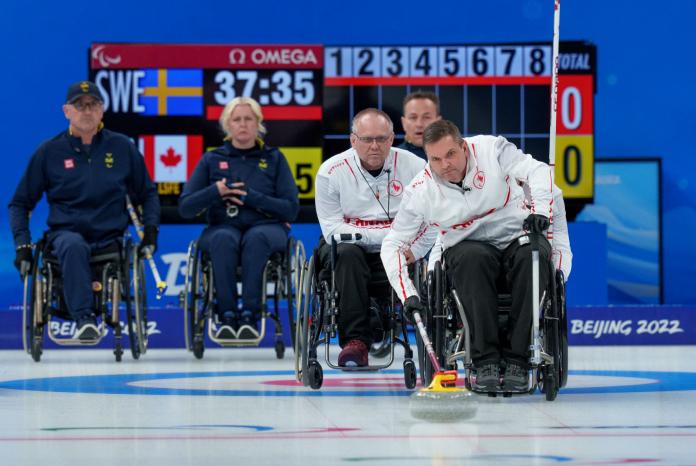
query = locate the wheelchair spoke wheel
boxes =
[133,253,148,355]
[557,271,569,388]
[124,244,140,360]
[190,244,211,360]
[287,237,306,352]
[182,241,196,352]
[22,268,31,353]
[126,245,148,360]
[294,259,313,383]
[24,246,44,356]
[184,240,208,359]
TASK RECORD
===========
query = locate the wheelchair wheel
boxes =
[287,237,306,352]
[542,367,558,401]
[131,248,149,357]
[294,259,313,383]
[275,339,285,359]
[184,241,210,359]
[403,359,417,389]
[122,244,138,360]
[307,360,323,390]
[26,247,45,362]
[193,337,205,359]
[556,271,569,388]
[416,268,436,386]
[125,245,148,360]
[23,250,37,354]
[420,263,447,387]
[22,262,32,354]
[110,273,123,363]
[182,240,197,352]
[416,330,430,386]
[31,333,42,362]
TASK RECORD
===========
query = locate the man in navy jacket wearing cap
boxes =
[8,81,160,341]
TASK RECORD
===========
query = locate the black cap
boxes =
[65,81,104,104]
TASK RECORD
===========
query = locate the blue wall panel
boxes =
[1,0,695,304]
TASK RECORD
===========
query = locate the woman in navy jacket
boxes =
[179,97,299,340]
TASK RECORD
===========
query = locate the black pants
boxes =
[317,241,386,347]
[444,236,551,368]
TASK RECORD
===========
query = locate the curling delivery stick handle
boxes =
[125,195,167,299]
[412,310,443,373]
[125,195,145,238]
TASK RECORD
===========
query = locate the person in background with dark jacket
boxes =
[179,97,299,340]
[8,80,160,341]
[398,91,441,160]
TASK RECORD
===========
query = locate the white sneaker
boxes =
[237,324,259,340]
[215,325,238,340]
[75,322,100,341]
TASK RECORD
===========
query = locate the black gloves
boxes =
[139,225,159,256]
[14,245,32,275]
[403,296,426,323]
[523,214,550,234]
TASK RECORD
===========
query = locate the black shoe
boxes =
[503,362,530,391]
[215,311,238,340]
[473,363,500,390]
[237,311,259,340]
[75,315,99,341]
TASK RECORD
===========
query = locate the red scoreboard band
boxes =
[91,44,324,69]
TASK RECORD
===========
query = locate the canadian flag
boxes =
[139,135,203,183]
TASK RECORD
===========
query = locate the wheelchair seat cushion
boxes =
[44,240,121,265]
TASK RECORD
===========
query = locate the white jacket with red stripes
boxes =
[315,146,434,256]
[427,183,573,281]
[381,135,554,302]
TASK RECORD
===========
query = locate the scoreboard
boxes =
[89,41,595,222]
[322,41,596,218]
[89,44,323,222]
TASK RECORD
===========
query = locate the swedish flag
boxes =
[141,69,203,116]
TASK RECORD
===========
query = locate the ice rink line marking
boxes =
[0,369,695,396]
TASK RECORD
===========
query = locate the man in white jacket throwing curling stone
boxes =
[381,120,554,391]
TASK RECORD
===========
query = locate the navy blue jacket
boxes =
[178,141,299,228]
[398,140,427,160]
[8,128,160,246]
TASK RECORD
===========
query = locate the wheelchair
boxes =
[182,236,305,359]
[21,234,149,362]
[415,236,568,401]
[293,236,417,390]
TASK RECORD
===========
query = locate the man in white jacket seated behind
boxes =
[315,108,434,368]
[381,120,555,391]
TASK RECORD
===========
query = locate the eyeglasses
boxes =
[72,100,103,112]
[353,133,392,145]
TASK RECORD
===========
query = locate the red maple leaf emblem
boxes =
[160,147,182,168]
[389,180,404,196]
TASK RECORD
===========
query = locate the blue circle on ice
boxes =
[0,369,694,397]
